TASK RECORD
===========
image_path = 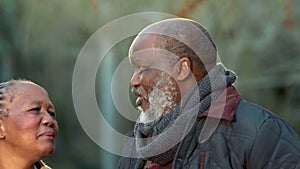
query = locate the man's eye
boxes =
[138,67,150,75]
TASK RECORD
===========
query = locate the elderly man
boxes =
[117,18,300,169]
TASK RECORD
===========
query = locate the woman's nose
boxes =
[41,112,56,127]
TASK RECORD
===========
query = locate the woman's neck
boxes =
[0,146,35,169]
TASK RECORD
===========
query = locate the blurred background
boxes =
[0,0,299,168]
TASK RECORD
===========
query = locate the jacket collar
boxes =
[202,85,240,121]
[34,160,51,169]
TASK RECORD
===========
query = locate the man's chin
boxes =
[137,105,143,112]
[137,108,162,124]
[136,102,149,112]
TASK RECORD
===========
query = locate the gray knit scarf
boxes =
[134,64,237,166]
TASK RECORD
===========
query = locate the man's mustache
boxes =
[131,87,147,100]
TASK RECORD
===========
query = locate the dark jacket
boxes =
[118,86,300,169]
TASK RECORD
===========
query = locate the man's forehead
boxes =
[130,48,159,66]
[129,34,180,68]
[131,34,158,51]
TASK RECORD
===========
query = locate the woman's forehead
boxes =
[9,83,50,104]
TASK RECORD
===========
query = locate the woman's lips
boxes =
[39,131,56,139]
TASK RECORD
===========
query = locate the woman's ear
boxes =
[0,121,6,139]
[175,57,192,81]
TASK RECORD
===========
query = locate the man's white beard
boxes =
[137,72,178,124]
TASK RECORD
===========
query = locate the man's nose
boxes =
[131,71,140,87]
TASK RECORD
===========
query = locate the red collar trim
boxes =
[202,85,240,121]
[150,163,173,169]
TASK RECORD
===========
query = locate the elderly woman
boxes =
[0,80,58,169]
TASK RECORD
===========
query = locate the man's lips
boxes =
[136,96,144,106]
[132,88,147,106]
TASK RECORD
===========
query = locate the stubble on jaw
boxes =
[137,71,179,124]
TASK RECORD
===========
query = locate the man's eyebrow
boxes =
[130,59,141,67]
[131,59,148,68]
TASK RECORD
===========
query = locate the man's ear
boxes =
[0,120,6,139]
[175,57,192,81]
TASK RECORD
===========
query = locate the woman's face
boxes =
[1,83,58,159]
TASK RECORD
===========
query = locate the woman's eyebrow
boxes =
[30,100,42,105]
[30,100,54,108]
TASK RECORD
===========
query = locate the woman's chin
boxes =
[38,144,55,156]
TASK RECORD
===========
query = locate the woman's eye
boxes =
[48,111,56,118]
[29,107,41,114]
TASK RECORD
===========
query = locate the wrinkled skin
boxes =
[0,82,58,167]
[130,35,181,123]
